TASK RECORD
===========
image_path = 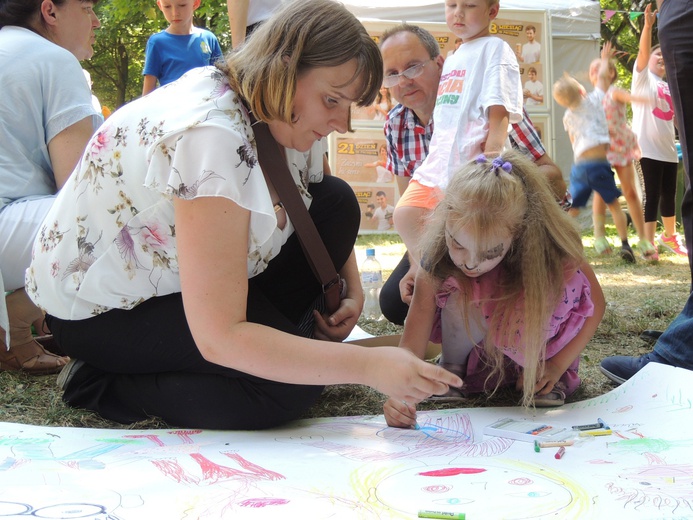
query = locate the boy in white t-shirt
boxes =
[553,43,634,262]
[393,0,522,278]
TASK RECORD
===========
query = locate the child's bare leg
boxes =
[607,198,635,262]
[592,193,612,255]
[661,215,678,239]
[607,199,628,240]
[615,163,646,241]
[592,192,607,238]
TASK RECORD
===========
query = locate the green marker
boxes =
[418,511,466,519]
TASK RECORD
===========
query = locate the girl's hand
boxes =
[366,347,463,404]
[313,297,360,342]
[601,40,614,61]
[533,359,563,395]
[384,397,418,428]
[643,3,657,27]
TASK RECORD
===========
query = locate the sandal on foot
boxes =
[594,237,612,256]
[0,340,69,375]
[532,383,566,407]
[425,362,467,402]
[425,386,467,403]
[636,240,659,262]
[34,334,67,356]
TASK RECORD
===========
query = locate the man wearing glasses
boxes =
[378,24,568,326]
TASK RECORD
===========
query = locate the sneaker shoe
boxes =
[657,233,688,256]
[56,358,85,391]
[619,243,636,263]
[599,351,670,385]
[594,237,612,256]
[636,240,659,262]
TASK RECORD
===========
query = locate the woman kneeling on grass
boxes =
[27,0,461,430]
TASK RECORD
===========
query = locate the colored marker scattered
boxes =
[418,511,466,519]
[572,417,610,431]
[579,429,612,437]
[537,440,575,449]
[555,446,566,459]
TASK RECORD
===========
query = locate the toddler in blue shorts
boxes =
[553,43,635,262]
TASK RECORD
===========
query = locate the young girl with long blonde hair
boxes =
[385,151,605,428]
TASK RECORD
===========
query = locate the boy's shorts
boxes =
[569,160,621,208]
[395,179,444,211]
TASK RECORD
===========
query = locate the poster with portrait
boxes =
[351,184,397,233]
[490,10,550,111]
[329,129,399,233]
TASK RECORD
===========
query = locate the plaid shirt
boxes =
[385,105,545,177]
[384,104,434,178]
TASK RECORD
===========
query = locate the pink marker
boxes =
[555,446,566,459]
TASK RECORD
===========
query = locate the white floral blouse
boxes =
[26,67,327,320]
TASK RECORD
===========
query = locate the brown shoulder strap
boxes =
[251,118,342,313]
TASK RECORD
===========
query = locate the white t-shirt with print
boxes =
[27,67,327,320]
[413,36,522,190]
[521,41,541,63]
[631,66,678,163]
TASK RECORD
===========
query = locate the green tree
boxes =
[85,0,230,111]
[600,0,658,90]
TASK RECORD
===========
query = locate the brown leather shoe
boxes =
[0,340,69,375]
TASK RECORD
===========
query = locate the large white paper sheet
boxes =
[1,363,692,519]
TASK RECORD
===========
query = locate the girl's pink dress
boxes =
[603,85,641,167]
[430,266,594,396]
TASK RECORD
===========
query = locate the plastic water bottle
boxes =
[360,248,383,320]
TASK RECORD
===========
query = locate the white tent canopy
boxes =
[341,0,602,181]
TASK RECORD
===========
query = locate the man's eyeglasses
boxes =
[382,59,432,88]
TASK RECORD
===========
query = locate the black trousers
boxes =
[47,175,360,430]
[379,251,411,326]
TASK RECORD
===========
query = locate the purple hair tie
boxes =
[476,154,512,175]
[491,156,512,175]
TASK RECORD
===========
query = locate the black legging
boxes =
[640,157,679,223]
[47,175,360,430]
[379,251,411,326]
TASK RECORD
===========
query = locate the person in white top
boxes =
[523,66,543,106]
[0,0,101,375]
[630,3,685,256]
[371,191,394,231]
[27,0,461,430]
[228,0,284,49]
[517,25,541,64]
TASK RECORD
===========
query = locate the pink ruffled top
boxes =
[430,266,594,367]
